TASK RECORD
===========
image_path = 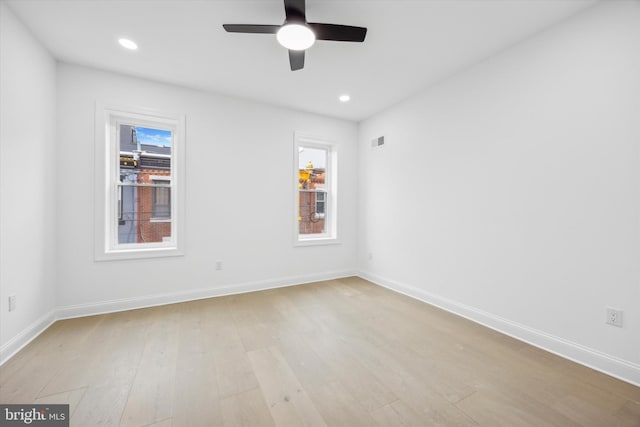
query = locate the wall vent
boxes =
[371,136,385,149]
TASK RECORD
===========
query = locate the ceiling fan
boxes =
[223,0,367,71]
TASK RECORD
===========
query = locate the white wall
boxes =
[0,2,57,359]
[2,0,638,387]
[55,64,358,314]
[358,0,640,384]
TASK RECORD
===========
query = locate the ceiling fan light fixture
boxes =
[118,38,138,50]
[276,24,315,50]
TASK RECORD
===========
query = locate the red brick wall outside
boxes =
[299,191,326,234]
[299,171,326,235]
[137,169,171,243]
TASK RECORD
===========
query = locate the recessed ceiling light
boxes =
[277,24,315,51]
[118,38,138,50]
[339,94,351,103]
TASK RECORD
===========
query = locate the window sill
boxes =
[294,236,340,247]
[96,245,183,261]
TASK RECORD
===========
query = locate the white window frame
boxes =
[94,103,186,260]
[293,133,339,246]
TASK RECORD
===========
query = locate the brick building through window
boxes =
[119,125,172,244]
[298,160,326,235]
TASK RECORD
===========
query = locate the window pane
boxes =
[118,184,137,243]
[117,124,173,244]
[298,146,327,235]
[152,181,171,219]
[316,191,326,215]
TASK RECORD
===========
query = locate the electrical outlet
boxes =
[8,295,16,312]
[606,307,623,327]
[215,260,223,271]
[367,252,373,261]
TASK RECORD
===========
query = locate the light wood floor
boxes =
[1,277,639,426]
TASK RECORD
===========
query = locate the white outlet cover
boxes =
[606,307,623,327]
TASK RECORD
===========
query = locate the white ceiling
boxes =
[7,0,599,121]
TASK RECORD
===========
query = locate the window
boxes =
[315,191,326,216]
[294,134,338,245]
[95,104,185,260]
[152,179,171,220]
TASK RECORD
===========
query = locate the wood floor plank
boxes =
[0,315,106,403]
[0,352,63,403]
[219,387,275,427]
[171,307,223,427]
[616,400,640,426]
[455,384,581,427]
[86,315,153,389]
[119,305,180,427]
[0,320,66,383]
[70,384,131,427]
[146,418,172,427]
[34,387,86,419]
[303,283,477,413]
[302,330,398,412]
[270,293,322,336]
[519,344,640,404]
[552,394,623,426]
[304,380,378,427]
[1,277,638,427]
[197,297,261,399]
[247,346,327,427]
[342,333,477,425]
[370,403,407,427]
[371,400,458,427]
[214,355,260,400]
[38,314,136,397]
[227,295,281,352]
[275,334,336,387]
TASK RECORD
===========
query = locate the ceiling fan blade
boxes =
[308,23,367,42]
[223,24,280,34]
[289,50,305,71]
[284,0,306,22]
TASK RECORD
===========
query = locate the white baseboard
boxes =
[0,310,56,366]
[359,271,640,388]
[0,269,355,366]
[5,269,638,388]
[53,269,356,320]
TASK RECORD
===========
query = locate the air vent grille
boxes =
[371,136,385,149]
